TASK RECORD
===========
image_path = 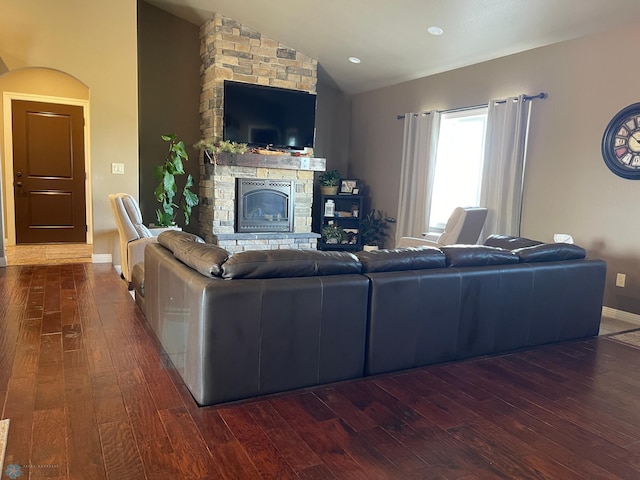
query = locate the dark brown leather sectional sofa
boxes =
[133,231,606,406]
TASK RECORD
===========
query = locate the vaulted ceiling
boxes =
[144,0,640,94]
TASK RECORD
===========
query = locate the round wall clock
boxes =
[602,102,640,179]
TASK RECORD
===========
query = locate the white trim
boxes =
[92,254,112,264]
[2,92,93,246]
[0,256,6,267]
[602,306,640,326]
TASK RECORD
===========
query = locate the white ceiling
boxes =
[144,0,640,95]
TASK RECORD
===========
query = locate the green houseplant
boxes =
[194,139,248,164]
[360,209,389,250]
[153,134,199,227]
[318,170,341,195]
[321,223,346,244]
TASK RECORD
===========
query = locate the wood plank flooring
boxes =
[2,263,640,479]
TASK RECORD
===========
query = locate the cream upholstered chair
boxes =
[397,207,488,248]
[109,193,158,284]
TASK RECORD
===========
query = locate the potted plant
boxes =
[321,223,346,244]
[360,209,389,251]
[153,134,199,227]
[194,138,248,164]
[318,170,341,195]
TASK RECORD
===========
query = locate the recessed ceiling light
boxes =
[348,56,361,64]
[427,26,444,36]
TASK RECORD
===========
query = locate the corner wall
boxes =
[137,1,201,232]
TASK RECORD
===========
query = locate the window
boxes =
[428,107,488,231]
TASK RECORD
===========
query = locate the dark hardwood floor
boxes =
[2,263,640,479]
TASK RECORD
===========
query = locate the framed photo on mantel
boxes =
[339,179,359,195]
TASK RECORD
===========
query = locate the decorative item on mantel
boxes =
[318,169,341,195]
[194,139,248,165]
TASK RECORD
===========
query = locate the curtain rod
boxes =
[396,92,547,120]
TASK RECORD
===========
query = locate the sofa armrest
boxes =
[125,237,158,279]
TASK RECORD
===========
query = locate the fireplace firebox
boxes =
[236,178,294,233]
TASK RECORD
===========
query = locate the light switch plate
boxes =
[111,163,125,174]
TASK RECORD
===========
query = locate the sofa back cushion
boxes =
[156,230,227,277]
[222,249,362,279]
[356,247,446,273]
[157,230,205,252]
[484,234,543,250]
[514,243,586,263]
[173,242,230,277]
[441,245,519,267]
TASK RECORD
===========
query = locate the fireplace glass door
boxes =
[236,179,294,232]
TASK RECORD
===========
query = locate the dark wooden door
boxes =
[11,100,86,243]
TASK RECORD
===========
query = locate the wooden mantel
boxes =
[212,152,326,171]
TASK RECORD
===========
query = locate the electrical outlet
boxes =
[111,162,125,175]
[616,273,626,288]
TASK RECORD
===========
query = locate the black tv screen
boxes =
[223,80,317,150]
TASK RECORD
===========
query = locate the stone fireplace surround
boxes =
[202,152,325,253]
[198,13,323,252]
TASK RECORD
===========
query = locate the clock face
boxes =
[602,102,640,179]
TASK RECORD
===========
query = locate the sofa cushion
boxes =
[174,242,230,277]
[484,234,543,250]
[441,245,519,267]
[222,249,362,279]
[514,243,586,263]
[157,230,205,252]
[356,247,446,273]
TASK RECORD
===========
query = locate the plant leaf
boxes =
[152,165,164,180]
[182,204,192,225]
[163,172,176,198]
[183,189,199,207]
[184,174,194,189]
[153,183,165,202]
[173,140,188,160]
[171,156,185,175]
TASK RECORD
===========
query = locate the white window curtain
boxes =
[395,111,440,245]
[479,95,531,238]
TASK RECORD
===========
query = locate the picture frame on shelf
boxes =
[339,179,359,195]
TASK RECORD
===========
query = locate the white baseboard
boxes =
[92,254,112,264]
[602,306,640,326]
[0,257,7,267]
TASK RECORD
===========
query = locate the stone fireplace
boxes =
[201,152,324,252]
[198,13,323,252]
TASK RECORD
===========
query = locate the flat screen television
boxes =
[223,80,317,150]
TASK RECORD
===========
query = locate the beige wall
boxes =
[0,0,139,258]
[350,25,640,312]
